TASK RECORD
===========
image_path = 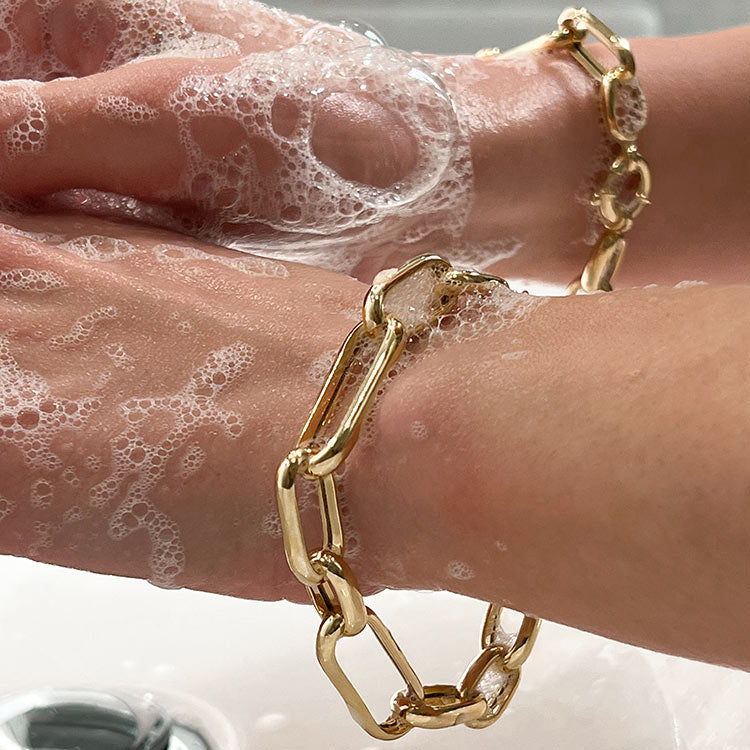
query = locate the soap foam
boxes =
[0,494,14,522]
[94,94,159,123]
[0,83,48,159]
[179,441,206,480]
[30,477,53,508]
[163,25,471,275]
[0,334,102,471]
[104,341,136,370]
[447,559,476,580]
[90,341,255,585]
[152,242,289,278]
[48,305,118,349]
[60,235,138,262]
[0,268,67,292]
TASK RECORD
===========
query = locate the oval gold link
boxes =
[275,448,324,586]
[363,253,452,334]
[317,472,344,556]
[480,604,542,670]
[594,147,652,230]
[453,605,539,728]
[602,67,644,143]
[457,649,521,730]
[316,610,423,741]
[557,7,635,81]
[392,684,488,730]
[297,321,367,448]
[307,549,367,636]
[307,316,405,477]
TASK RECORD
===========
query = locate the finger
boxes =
[0,0,312,80]
[0,38,457,271]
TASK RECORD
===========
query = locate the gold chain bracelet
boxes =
[478,6,652,294]
[276,255,540,739]
[276,7,651,741]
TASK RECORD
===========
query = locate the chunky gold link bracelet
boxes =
[478,6,652,294]
[276,254,541,739]
[277,7,651,741]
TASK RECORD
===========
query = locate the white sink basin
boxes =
[0,556,747,748]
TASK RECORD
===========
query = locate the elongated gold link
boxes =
[276,253,541,740]
[476,7,651,295]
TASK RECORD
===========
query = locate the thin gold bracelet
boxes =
[478,6,652,295]
[276,7,650,741]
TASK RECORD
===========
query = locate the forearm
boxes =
[3,217,749,669]
[1,9,747,286]
[366,282,750,669]
[453,25,750,286]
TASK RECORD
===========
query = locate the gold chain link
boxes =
[276,254,541,739]
[478,6,652,294]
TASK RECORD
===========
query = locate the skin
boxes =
[0,1,748,671]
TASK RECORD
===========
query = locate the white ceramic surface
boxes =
[0,555,748,749]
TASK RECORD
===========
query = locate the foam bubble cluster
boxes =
[447,560,475,581]
[179,442,206,480]
[48,305,118,349]
[0,335,101,470]
[0,0,188,79]
[104,341,136,370]
[94,94,158,123]
[62,465,81,487]
[0,84,48,159]
[0,4,476,276]
[30,477,53,508]
[0,494,15,522]
[0,267,67,292]
[152,242,289,278]
[162,23,472,272]
[89,341,255,585]
[60,235,138,262]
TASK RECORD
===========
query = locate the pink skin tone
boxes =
[0,1,749,670]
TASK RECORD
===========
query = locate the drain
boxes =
[0,689,212,749]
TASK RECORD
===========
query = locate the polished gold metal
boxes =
[477,6,652,295]
[276,253,540,740]
[393,684,489,730]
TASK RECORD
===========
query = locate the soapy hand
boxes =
[0,208,385,598]
[0,0,472,278]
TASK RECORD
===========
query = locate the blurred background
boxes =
[275,0,750,53]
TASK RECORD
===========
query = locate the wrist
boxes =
[444,51,601,282]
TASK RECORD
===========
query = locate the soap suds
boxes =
[0,268,67,292]
[0,494,15,522]
[91,341,255,586]
[447,559,476,581]
[60,235,138,262]
[0,334,101,471]
[48,305,118,349]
